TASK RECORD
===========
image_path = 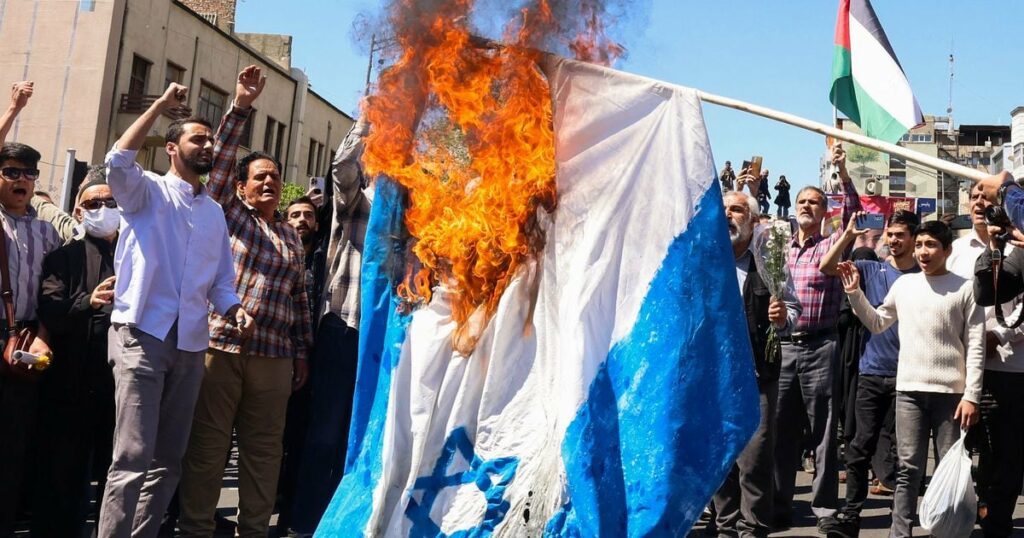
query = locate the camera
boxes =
[985,205,1014,244]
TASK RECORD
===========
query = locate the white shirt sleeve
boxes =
[848,285,898,334]
[105,146,150,214]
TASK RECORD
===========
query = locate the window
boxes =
[307,139,326,176]
[196,82,227,125]
[164,62,186,89]
[265,117,280,156]
[275,123,287,163]
[909,133,933,144]
[240,108,255,148]
[128,55,151,96]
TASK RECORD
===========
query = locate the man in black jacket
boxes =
[31,167,118,537]
[713,190,800,538]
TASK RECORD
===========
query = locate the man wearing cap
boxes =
[32,166,120,536]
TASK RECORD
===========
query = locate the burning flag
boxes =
[318,2,759,536]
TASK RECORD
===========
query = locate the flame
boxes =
[362,0,623,350]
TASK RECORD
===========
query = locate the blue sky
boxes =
[237,1,1022,193]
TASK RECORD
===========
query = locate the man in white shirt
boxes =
[99,83,254,538]
[968,183,1024,538]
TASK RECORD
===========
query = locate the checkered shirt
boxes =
[788,179,862,333]
[321,120,372,330]
[206,105,313,359]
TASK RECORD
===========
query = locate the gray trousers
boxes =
[713,379,778,538]
[891,391,961,538]
[773,334,839,520]
[98,324,205,538]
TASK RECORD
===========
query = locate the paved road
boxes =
[690,462,1024,537]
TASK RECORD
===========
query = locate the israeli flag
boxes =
[317,55,760,537]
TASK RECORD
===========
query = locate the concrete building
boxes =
[823,115,1010,216]
[1012,106,1024,179]
[0,0,353,205]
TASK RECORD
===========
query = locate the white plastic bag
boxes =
[919,431,977,538]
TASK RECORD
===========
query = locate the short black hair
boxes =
[0,142,41,168]
[165,116,213,145]
[236,151,281,183]
[285,196,316,213]
[914,220,953,249]
[887,210,920,233]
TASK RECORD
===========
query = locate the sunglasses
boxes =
[80,198,118,210]
[1,167,40,181]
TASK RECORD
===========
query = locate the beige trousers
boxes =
[178,349,293,538]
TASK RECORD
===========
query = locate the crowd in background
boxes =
[0,66,369,538]
[714,150,1024,538]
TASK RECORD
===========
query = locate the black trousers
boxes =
[713,379,777,537]
[30,388,114,537]
[842,374,897,516]
[973,370,1024,538]
[0,375,38,538]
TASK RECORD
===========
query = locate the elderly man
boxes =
[176,66,313,538]
[764,144,862,532]
[100,81,253,538]
[712,190,800,538]
[32,167,119,536]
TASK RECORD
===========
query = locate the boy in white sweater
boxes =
[837,220,984,538]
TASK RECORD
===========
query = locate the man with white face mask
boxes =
[33,166,119,536]
[712,190,800,538]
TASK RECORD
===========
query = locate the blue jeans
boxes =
[289,315,359,534]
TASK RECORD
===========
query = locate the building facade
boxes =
[0,0,353,205]
[823,115,1010,217]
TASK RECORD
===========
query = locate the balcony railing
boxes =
[119,93,191,119]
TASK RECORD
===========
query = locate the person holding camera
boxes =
[971,197,1024,538]
[838,220,983,538]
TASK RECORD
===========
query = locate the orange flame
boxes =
[362,0,623,350]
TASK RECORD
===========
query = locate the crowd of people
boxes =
[720,161,792,219]
[716,148,1024,538]
[0,58,1022,538]
[0,66,369,538]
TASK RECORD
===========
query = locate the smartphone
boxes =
[856,213,885,230]
[949,214,973,230]
[748,156,763,179]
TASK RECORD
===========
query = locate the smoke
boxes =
[350,0,650,68]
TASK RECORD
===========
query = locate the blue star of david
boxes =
[405,426,520,537]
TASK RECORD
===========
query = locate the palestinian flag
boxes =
[830,0,923,143]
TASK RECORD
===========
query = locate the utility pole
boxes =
[365,33,396,96]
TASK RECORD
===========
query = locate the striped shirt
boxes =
[0,206,60,321]
[206,105,313,359]
[788,179,861,332]
[322,120,372,330]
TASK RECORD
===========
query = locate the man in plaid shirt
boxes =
[769,144,862,533]
[177,66,313,538]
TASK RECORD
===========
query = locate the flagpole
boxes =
[696,90,989,183]
[466,36,991,184]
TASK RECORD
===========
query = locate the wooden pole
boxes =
[467,35,991,183]
[696,90,989,183]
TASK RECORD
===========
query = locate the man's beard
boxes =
[182,153,213,175]
[729,218,752,246]
[300,231,313,245]
[797,214,817,228]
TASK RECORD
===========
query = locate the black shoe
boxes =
[816,516,839,535]
[825,512,860,538]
